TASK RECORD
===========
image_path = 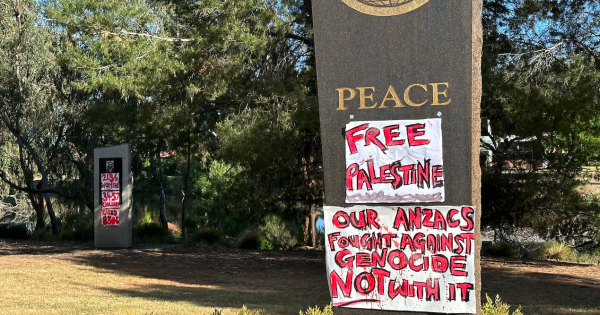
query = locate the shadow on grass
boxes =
[482,259,600,315]
[90,282,328,313]
[0,239,96,255]
[5,241,600,314]
[35,243,330,311]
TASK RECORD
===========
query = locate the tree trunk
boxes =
[44,194,58,234]
[303,215,310,246]
[150,155,168,228]
[181,140,191,241]
[310,206,317,247]
[28,191,44,231]
[6,118,59,234]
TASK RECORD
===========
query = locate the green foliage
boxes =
[258,215,298,250]
[237,305,261,315]
[482,165,600,244]
[193,160,253,237]
[216,95,323,225]
[213,304,332,315]
[482,294,523,315]
[536,241,600,263]
[486,242,517,258]
[0,0,71,234]
[316,224,326,247]
[299,304,333,315]
[192,228,223,246]
[481,0,600,244]
[133,222,173,244]
[236,229,261,250]
[29,229,61,242]
[40,0,314,235]
[60,207,93,242]
[0,224,30,240]
[536,242,575,261]
[0,0,321,240]
[571,252,600,264]
[184,217,200,234]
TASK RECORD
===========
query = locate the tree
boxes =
[481,0,600,244]
[45,0,304,234]
[214,0,323,245]
[0,0,74,233]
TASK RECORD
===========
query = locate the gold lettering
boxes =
[336,88,356,111]
[380,85,404,108]
[357,87,378,109]
[430,82,451,105]
[404,84,428,107]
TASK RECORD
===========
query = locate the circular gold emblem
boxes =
[341,0,430,16]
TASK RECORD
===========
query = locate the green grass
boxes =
[536,241,600,264]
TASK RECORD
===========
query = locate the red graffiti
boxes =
[346,123,431,155]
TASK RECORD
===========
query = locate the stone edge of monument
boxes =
[472,0,483,314]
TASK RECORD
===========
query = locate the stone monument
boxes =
[312,0,482,313]
[94,144,133,248]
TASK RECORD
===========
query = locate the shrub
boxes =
[60,208,93,242]
[236,229,261,250]
[259,215,297,250]
[486,241,517,258]
[29,229,60,241]
[572,252,600,264]
[192,228,223,245]
[184,217,200,234]
[299,304,333,315]
[0,223,30,240]
[536,242,575,261]
[133,222,172,243]
[237,305,260,315]
[210,306,261,315]
[482,294,523,315]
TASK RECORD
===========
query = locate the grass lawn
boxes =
[482,257,600,315]
[0,240,599,315]
[0,241,330,315]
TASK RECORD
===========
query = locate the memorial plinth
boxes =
[94,144,133,248]
[312,0,482,313]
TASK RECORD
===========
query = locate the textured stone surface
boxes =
[471,0,483,314]
[94,144,132,248]
[312,0,482,313]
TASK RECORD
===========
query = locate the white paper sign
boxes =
[325,205,476,314]
[101,173,120,191]
[345,119,444,203]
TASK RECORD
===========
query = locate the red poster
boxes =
[101,172,120,227]
[101,191,120,208]
[101,173,120,191]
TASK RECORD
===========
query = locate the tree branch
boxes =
[105,30,194,43]
[269,31,313,47]
[0,170,60,195]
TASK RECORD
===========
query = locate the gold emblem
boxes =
[340,0,430,16]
